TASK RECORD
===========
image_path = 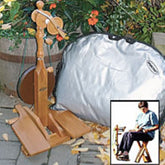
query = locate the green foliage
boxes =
[0,0,165,50]
[10,2,20,21]
[105,0,165,44]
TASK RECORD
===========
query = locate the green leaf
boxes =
[10,2,20,20]
[130,0,136,8]
[70,32,80,38]
[51,10,56,17]
[64,10,72,21]
[81,22,90,34]
[160,1,165,8]
[95,22,103,31]
[69,32,80,42]
[150,7,153,13]
[94,24,102,32]
[58,40,65,50]
[150,23,154,28]
[85,0,97,7]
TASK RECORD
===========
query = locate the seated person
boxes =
[117,101,159,161]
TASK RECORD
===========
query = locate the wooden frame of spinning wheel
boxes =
[9,0,91,156]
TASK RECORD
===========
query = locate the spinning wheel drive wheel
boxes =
[17,66,55,105]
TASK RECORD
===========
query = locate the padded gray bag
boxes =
[53,33,165,126]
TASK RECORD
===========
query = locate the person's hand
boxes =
[143,129,149,133]
[129,128,142,132]
[135,128,143,132]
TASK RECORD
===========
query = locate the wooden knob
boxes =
[36,1,44,10]
[46,66,54,73]
[45,38,53,45]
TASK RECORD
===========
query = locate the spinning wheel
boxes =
[112,125,126,155]
[9,1,91,157]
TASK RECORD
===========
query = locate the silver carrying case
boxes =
[52,33,165,126]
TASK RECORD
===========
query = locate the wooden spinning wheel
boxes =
[9,1,91,157]
[112,125,126,155]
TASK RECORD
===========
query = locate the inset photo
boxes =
[110,100,159,165]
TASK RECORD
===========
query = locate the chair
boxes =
[135,141,152,163]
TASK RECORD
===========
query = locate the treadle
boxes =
[12,105,50,156]
[50,110,91,138]
[12,103,90,156]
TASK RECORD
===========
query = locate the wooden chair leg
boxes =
[143,142,152,162]
[136,141,145,162]
[135,142,145,163]
[135,141,152,163]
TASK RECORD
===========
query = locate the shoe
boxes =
[117,154,130,161]
[117,151,123,156]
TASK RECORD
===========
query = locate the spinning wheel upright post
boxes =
[9,1,91,156]
[34,25,48,126]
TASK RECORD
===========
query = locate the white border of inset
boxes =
[110,100,159,165]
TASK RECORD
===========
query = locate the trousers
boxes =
[118,131,153,152]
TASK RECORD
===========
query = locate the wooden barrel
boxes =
[0,38,62,96]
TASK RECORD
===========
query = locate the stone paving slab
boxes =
[78,143,104,165]
[80,151,100,156]
[48,145,78,165]
[0,141,20,160]
[0,160,16,165]
[16,150,49,165]
[0,108,18,124]
[0,123,19,142]
[81,144,104,151]
[0,92,21,107]
[79,155,103,164]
